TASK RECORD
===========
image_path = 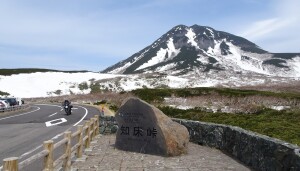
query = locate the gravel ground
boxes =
[72,134,251,171]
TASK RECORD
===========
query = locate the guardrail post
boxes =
[92,118,96,139]
[43,140,54,171]
[89,118,94,140]
[94,115,100,135]
[63,131,71,171]
[85,121,91,148]
[93,118,97,138]
[3,157,18,171]
[91,118,96,139]
[94,117,98,135]
[77,125,83,158]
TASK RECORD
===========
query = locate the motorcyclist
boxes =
[62,100,73,115]
[63,100,70,106]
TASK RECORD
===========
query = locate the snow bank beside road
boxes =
[0,72,121,98]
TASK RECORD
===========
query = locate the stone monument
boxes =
[115,97,189,156]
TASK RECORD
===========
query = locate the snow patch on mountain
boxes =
[175,26,183,31]
[166,38,181,58]
[137,38,180,70]
[186,28,199,48]
[197,54,210,65]
[225,42,268,74]
[137,48,167,70]
[110,62,131,74]
[206,28,214,37]
[167,76,189,88]
[287,56,300,77]
[206,40,222,57]
[157,63,176,72]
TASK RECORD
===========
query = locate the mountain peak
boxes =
[190,24,211,29]
[101,24,300,77]
[172,24,188,29]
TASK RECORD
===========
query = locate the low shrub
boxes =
[0,90,10,96]
[159,106,300,145]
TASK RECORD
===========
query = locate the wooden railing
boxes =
[1,115,100,171]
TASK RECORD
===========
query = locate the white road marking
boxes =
[18,131,68,160]
[72,108,78,109]
[36,104,63,112]
[35,104,63,117]
[36,104,62,108]
[48,112,58,117]
[52,132,64,140]
[0,106,40,121]
[73,105,88,126]
[45,118,67,127]
[19,145,42,159]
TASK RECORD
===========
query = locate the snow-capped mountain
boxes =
[102,24,300,77]
[1,25,300,98]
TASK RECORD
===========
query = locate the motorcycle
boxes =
[62,101,72,115]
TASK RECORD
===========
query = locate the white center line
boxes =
[48,112,58,117]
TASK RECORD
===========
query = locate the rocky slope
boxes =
[102,24,300,78]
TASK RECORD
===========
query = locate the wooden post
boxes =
[93,118,97,138]
[63,131,72,171]
[3,157,18,171]
[89,118,94,140]
[94,115,100,135]
[85,121,91,148]
[91,118,95,139]
[43,140,54,171]
[77,125,83,158]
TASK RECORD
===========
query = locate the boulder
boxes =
[115,97,189,156]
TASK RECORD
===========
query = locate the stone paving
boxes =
[72,134,251,171]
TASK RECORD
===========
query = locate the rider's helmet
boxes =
[64,100,70,105]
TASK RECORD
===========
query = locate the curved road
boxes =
[0,104,100,170]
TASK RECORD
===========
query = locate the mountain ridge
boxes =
[101,24,300,78]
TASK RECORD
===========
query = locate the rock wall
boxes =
[99,116,118,134]
[173,118,300,171]
[99,116,300,170]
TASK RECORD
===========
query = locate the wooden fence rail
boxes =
[2,115,100,171]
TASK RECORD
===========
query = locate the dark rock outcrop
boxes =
[115,97,189,156]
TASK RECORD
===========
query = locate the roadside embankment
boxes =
[173,118,300,171]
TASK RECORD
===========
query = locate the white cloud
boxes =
[240,18,296,40]
[239,0,300,52]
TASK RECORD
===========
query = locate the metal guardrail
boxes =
[1,115,100,171]
[0,105,29,113]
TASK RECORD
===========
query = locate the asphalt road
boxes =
[0,104,100,170]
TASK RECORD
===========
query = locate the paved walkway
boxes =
[72,134,250,171]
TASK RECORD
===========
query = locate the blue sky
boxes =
[0,0,299,72]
